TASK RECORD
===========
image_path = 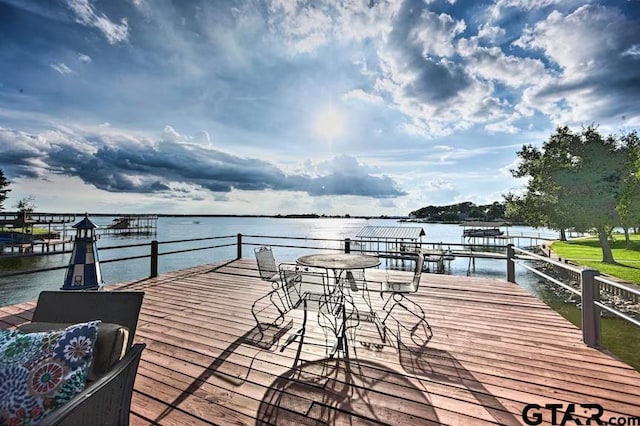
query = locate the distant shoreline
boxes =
[1,211,525,225]
[6,212,406,220]
[123,213,408,219]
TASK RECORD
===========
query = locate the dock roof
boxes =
[355,225,425,240]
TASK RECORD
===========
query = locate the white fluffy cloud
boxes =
[409,10,466,58]
[66,0,129,44]
[514,5,640,126]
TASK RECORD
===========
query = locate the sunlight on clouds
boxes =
[489,0,562,19]
[513,4,640,128]
[312,105,347,142]
[268,0,332,53]
[409,10,466,58]
[514,5,629,74]
[1,0,638,215]
[485,121,519,134]
[342,89,384,105]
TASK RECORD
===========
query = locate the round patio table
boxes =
[296,253,380,271]
[296,253,380,358]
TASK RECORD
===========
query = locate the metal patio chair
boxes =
[255,246,280,282]
[365,252,431,340]
[259,263,349,356]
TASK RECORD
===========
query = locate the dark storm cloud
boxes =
[384,0,472,104]
[0,127,405,199]
[402,57,471,104]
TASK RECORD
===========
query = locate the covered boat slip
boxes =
[1,259,639,425]
[352,225,425,254]
[352,226,427,271]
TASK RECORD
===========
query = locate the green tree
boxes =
[14,196,36,228]
[504,136,575,240]
[0,169,10,211]
[616,131,640,248]
[486,201,505,221]
[507,126,628,263]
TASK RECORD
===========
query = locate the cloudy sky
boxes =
[0,0,639,216]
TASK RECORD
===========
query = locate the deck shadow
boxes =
[256,356,440,425]
[154,321,293,424]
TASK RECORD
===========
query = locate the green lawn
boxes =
[551,234,640,284]
[0,227,54,236]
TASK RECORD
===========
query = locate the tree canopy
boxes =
[0,169,10,211]
[410,201,506,222]
[505,126,639,263]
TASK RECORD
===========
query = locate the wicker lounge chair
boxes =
[16,290,146,426]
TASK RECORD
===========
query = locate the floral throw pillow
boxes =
[0,321,100,425]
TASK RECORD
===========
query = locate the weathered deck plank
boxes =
[2,259,639,425]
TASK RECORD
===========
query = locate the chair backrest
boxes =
[255,246,278,280]
[412,251,425,290]
[278,263,304,310]
[298,266,335,314]
[32,291,144,350]
[277,264,330,311]
[298,266,330,296]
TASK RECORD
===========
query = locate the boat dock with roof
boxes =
[352,226,454,273]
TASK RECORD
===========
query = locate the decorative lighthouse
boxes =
[62,214,103,291]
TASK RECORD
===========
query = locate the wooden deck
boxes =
[2,259,639,425]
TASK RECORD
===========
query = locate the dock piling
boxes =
[581,268,601,348]
[150,240,159,278]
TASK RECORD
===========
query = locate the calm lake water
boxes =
[1,216,638,369]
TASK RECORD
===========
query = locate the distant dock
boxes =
[0,213,76,256]
[101,215,158,237]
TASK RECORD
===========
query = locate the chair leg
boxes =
[280,300,307,352]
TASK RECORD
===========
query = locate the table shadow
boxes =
[256,357,441,425]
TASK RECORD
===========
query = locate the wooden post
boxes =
[344,238,351,254]
[581,268,601,347]
[506,244,515,283]
[237,233,242,259]
[150,240,158,278]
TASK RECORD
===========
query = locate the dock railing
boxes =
[3,234,639,350]
[507,244,640,348]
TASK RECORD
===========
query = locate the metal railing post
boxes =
[344,238,351,253]
[237,233,242,259]
[506,244,515,283]
[150,240,158,278]
[581,268,601,347]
